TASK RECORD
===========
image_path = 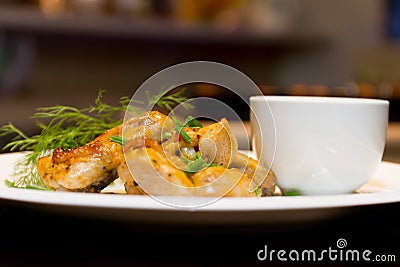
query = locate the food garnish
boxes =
[184,116,203,128]
[284,191,302,196]
[171,116,192,143]
[110,136,127,146]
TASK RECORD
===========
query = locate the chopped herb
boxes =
[25,185,53,191]
[171,116,192,143]
[208,163,223,167]
[184,153,220,174]
[255,187,263,197]
[195,151,201,159]
[178,129,192,144]
[185,116,203,128]
[110,136,126,146]
[180,156,189,164]
[4,179,14,187]
[284,191,301,196]
[184,157,209,174]
[162,131,173,140]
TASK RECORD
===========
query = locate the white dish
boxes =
[0,152,399,226]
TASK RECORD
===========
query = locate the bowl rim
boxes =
[249,95,389,105]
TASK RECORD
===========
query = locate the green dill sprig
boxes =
[1,90,128,152]
[146,87,193,112]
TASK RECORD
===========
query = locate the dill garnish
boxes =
[146,87,193,111]
[0,88,190,190]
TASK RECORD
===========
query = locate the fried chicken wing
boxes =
[36,124,123,192]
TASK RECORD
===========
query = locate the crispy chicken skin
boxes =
[36,124,123,192]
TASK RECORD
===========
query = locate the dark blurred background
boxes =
[0,0,399,161]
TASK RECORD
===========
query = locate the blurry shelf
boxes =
[0,6,327,48]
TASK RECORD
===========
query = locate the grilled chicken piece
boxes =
[120,114,271,197]
[36,124,123,192]
[123,110,174,143]
[116,160,145,195]
[122,146,194,196]
[119,111,191,194]
[230,152,277,196]
[121,146,256,197]
[197,118,238,167]
[191,167,256,197]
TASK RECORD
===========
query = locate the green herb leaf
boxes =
[183,153,221,175]
[284,191,301,196]
[255,187,263,197]
[185,116,203,128]
[171,116,192,143]
[25,185,53,191]
[184,157,209,174]
[162,131,173,140]
[181,156,189,164]
[195,151,201,159]
[110,135,126,146]
[4,179,15,187]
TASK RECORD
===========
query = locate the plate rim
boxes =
[0,151,400,212]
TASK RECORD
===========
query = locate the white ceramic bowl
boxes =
[250,96,389,195]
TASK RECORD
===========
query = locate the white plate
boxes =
[0,152,400,226]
